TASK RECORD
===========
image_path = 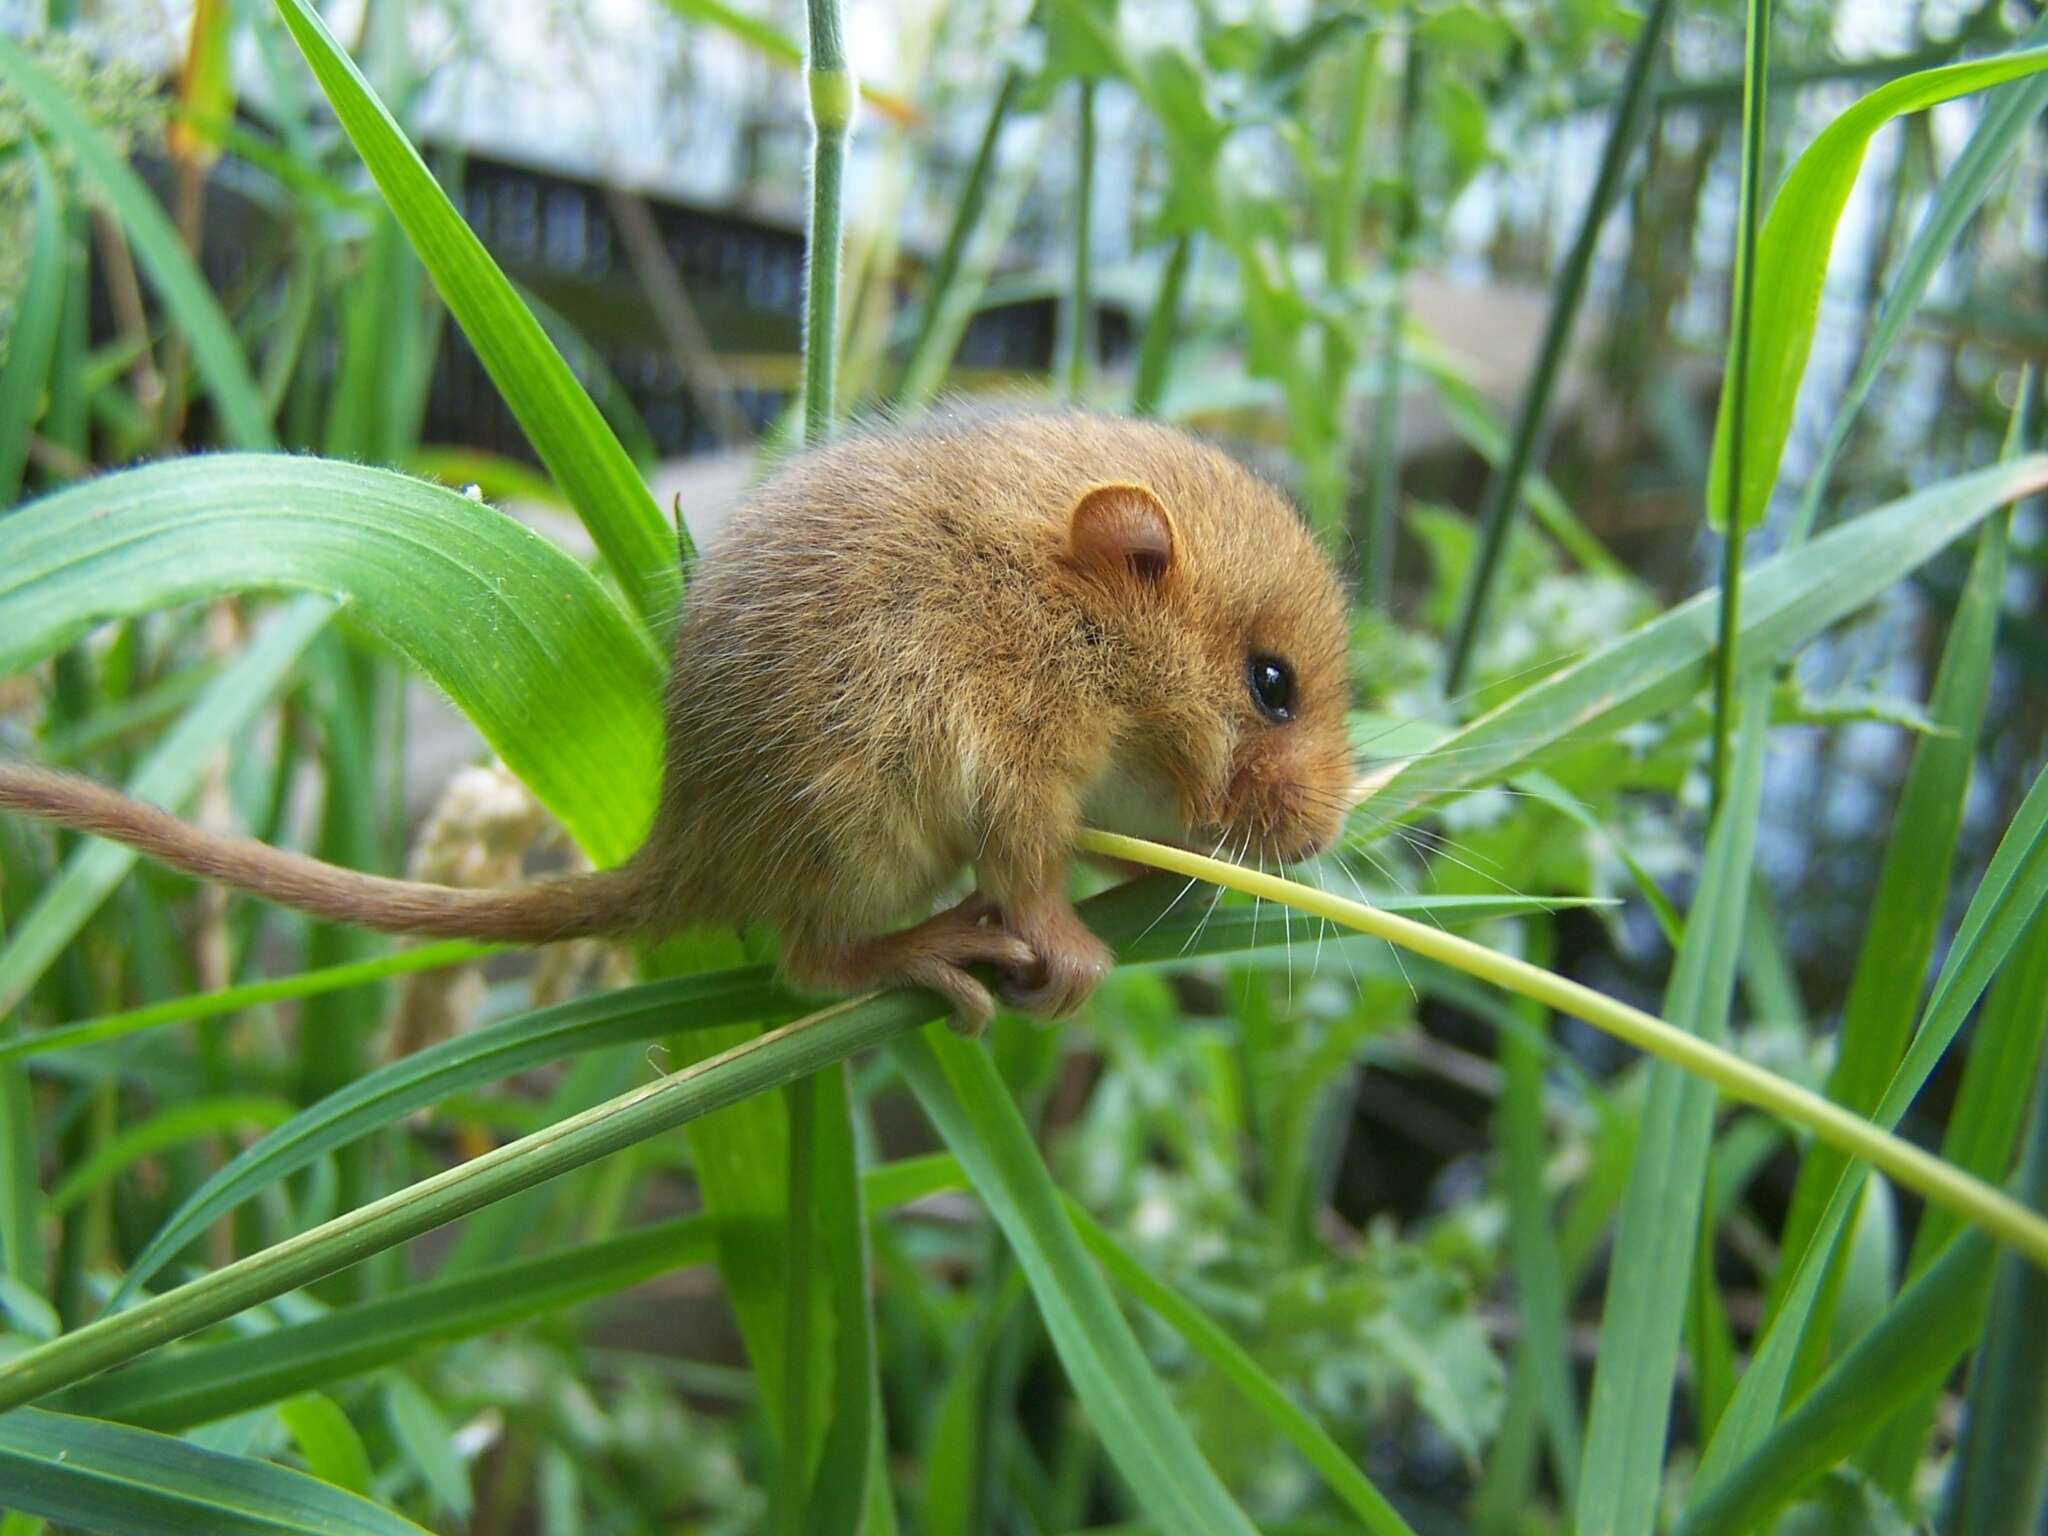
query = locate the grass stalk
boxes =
[1075,830,2048,1273]
[1442,0,1675,691]
[800,0,852,442]
[1130,235,1191,417]
[786,1,853,1516]
[1710,0,1772,808]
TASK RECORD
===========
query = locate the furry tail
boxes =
[0,761,643,944]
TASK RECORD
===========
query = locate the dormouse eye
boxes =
[1246,654,1295,722]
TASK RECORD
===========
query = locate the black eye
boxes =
[1246,654,1295,722]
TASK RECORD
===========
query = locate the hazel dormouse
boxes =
[0,412,1356,1030]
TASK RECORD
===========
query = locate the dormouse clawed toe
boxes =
[999,902,1114,1022]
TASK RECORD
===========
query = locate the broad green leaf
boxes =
[1706,47,2048,529]
[268,0,678,631]
[0,141,63,505]
[1695,755,2048,1492]
[1768,511,2006,1342]
[1576,676,1767,1536]
[893,1029,1258,1535]
[0,598,334,1021]
[0,1406,430,1535]
[0,455,665,866]
[1674,1232,1999,1536]
[1361,456,2048,825]
[0,32,274,451]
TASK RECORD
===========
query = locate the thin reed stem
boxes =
[1710,0,1772,809]
[1444,0,1676,691]
[800,0,851,443]
[1076,829,2048,1275]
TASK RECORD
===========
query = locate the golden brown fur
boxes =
[0,411,1354,1027]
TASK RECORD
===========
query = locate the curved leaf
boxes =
[267,0,677,630]
[0,1407,430,1536]
[0,454,665,865]
[1706,46,2048,529]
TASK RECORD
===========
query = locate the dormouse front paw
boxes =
[998,900,1113,1021]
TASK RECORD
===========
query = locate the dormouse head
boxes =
[1060,439,1354,867]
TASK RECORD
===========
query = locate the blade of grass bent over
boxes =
[1706,46,2048,531]
[268,0,678,632]
[0,455,665,868]
[1785,11,2048,544]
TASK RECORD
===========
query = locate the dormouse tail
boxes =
[0,761,644,944]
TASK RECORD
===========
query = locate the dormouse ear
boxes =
[1067,483,1175,585]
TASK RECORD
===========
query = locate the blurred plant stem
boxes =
[800,0,850,443]
[1710,0,1772,810]
[1130,235,1190,417]
[1356,25,1421,609]
[1443,0,1676,692]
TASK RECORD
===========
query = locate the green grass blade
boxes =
[0,1406,431,1535]
[278,1392,373,1499]
[1942,1056,2048,1535]
[1785,12,2048,543]
[1499,926,1582,1503]
[0,141,64,505]
[1706,46,2048,531]
[0,32,274,452]
[1674,1231,1999,1536]
[0,940,504,1066]
[1575,675,1769,1535]
[268,0,679,631]
[0,992,939,1414]
[68,1156,964,1431]
[1442,0,1673,686]
[44,1096,296,1216]
[1695,754,2048,1491]
[1769,510,2006,1327]
[1063,1193,1418,1536]
[1861,901,2048,1492]
[110,966,794,1305]
[0,455,665,865]
[892,1028,1258,1535]
[804,1063,877,1536]
[0,598,333,1020]
[1362,456,2048,825]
